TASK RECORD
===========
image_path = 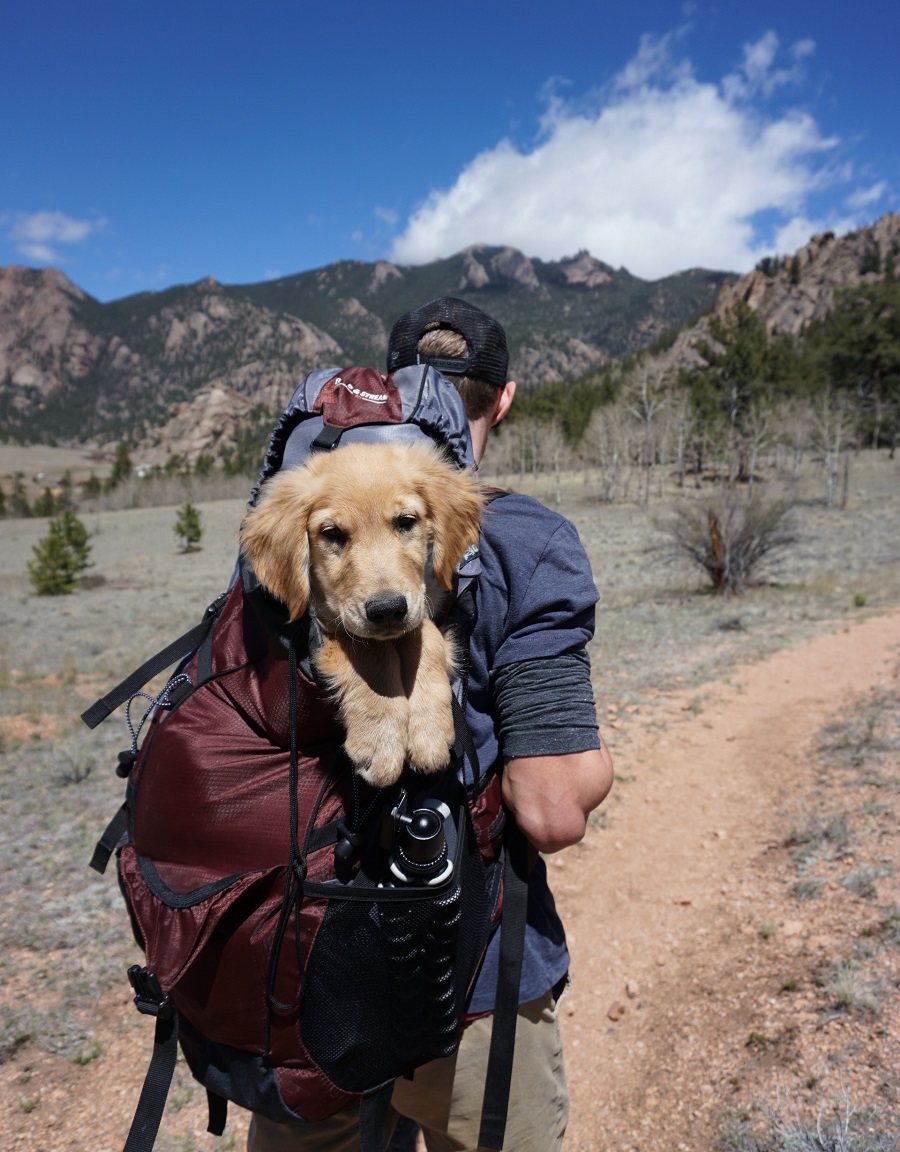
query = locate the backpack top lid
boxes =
[249,364,474,506]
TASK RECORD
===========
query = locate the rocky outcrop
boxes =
[489,247,541,290]
[328,298,388,364]
[138,383,257,466]
[556,251,614,289]
[0,267,104,415]
[513,337,609,385]
[458,246,541,291]
[458,249,492,291]
[368,261,403,293]
[659,214,900,375]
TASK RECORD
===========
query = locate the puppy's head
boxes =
[240,441,483,637]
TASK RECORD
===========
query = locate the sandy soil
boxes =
[558,610,899,1150]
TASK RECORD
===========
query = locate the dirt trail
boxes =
[557,610,900,1150]
[2,612,898,1151]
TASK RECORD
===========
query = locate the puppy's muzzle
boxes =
[365,594,409,628]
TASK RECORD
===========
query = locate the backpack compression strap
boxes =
[80,592,228,730]
[121,968,180,1152]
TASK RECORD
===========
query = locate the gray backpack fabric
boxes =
[250,364,475,505]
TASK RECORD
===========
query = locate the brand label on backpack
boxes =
[315,366,403,429]
[335,376,388,404]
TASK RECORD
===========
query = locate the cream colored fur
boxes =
[240,441,483,787]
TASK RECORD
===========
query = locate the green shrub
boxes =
[174,502,203,552]
[27,510,93,596]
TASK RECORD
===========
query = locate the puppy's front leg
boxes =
[398,621,457,774]
[313,634,409,788]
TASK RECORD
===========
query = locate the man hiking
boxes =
[248,297,613,1152]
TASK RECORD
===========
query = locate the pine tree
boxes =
[9,472,32,517]
[59,471,74,508]
[81,473,102,498]
[57,508,93,575]
[27,510,92,595]
[33,487,60,517]
[174,502,203,552]
[105,441,133,491]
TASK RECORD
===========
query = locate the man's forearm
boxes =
[502,743,614,854]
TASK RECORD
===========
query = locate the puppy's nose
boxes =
[365,594,408,626]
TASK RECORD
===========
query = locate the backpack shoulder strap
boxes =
[478,819,529,1150]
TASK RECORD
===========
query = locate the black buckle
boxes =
[116,749,138,778]
[127,965,174,1020]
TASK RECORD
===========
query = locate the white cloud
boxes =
[845,181,887,210]
[720,31,809,100]
[18,241,58,263]
[7,210,105,264]
[391,32,875,278]
[373,204,399,228]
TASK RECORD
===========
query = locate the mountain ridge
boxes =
[0,246,729,453]
[3,214,897,463]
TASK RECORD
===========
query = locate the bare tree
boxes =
[623,363,669,504]
[780,397,815,484]
[812,391,856,508]
[482,423,518,483]
[740,397,776,501]
[581,404,630,502]
[535,420,571,506]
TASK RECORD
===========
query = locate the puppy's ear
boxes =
[426,462,484,590]
[240,472,311,621]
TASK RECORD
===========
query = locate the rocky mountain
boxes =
[0,268,341,453]
[0,248,728,457]
[234,246,725,386]
[658,213,900,375]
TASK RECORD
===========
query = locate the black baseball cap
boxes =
[387,297,509,388]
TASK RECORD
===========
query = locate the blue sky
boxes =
[1,0,896,301]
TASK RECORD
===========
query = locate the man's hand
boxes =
[501,743,614,855]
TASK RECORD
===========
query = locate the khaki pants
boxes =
[247,986,569,1152]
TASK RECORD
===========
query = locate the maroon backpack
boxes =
[84,365,527,1152]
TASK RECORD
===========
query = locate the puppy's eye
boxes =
[320,525,348,545]
[395,515,417,533]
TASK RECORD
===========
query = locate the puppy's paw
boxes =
[353,752,406,789]
[344,721,407,788]
[406,701,455,775]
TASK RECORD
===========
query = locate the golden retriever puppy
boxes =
[240,441,483,788]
